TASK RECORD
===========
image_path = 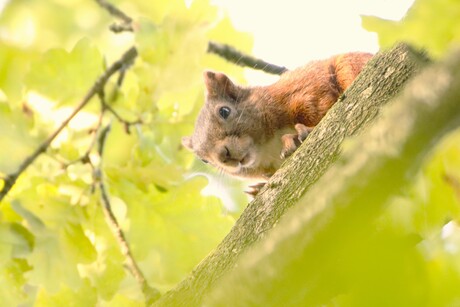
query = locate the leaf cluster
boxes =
[0,0,252,304]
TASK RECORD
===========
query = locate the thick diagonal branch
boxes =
[206,46,460,306]
[154,43,430,306]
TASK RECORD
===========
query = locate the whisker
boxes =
[236,100,248,126]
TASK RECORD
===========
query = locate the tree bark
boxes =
[153,43,430,306]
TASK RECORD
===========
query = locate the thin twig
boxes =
[59,68,137,168]
[105,104,142,134]
[94,0,132,23]
[207,41,288,75]
[95,0,134,33]
[62,106,106,168]
[116,63,128,87]
[95,124,161,304]
[109,23,133,33]
[97,87,142,135]
[0,46,138,203]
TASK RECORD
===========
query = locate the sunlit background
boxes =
[0,0,415,79]
[211,0,415,83]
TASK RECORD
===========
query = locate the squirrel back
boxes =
[182,52,373,180]
[267,52,372,126]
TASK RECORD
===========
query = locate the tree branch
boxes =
[94,124,161,304]
[101,96,142,134]
[61,107,105,169]
[96,0,286,73]
[0,46,138,203]
[94,0,132,23]
[95,0,286,74]
[154,43,431,306]
[95,0,133,33]
[207,41,288,75]
[109,23,134,33]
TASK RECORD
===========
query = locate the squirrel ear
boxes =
[203,70,238,100]
[181,136,193,151]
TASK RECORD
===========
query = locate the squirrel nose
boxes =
[218,146,232,164]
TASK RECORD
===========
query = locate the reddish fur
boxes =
[259,52,372,128]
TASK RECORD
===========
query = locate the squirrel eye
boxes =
[201,159,208,164]
[219,106,231,119]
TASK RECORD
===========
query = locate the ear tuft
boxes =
[204,70,216,80]
[203,70,219,97]
[203,70,237,100]
[181,136,193,151]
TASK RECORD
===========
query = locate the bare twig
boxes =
[95,0,134,33]
[95,0,132,23]
[116,67,128,87]
[207,41,288,75]
[98,85,142,134]
[61,106,105,169]
[58,69,137,168]
[104,104,142,134]
[0,46,138,203]
[109,23,134,33]
[95,124,161,304]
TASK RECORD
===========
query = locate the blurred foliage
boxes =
[362,0,460,58]
[361,4,460,290]
[0,0,252,305]
[2,0,460,305]
[321,125,460,306]
[363,5,460,303]
[376,128,460,306]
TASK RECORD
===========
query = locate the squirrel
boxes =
[182,52,373,194]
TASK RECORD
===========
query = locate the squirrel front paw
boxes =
[280,124,314,159]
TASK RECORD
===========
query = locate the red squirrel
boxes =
[182,52,372,193]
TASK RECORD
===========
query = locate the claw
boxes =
[280,124,314,159]
[295,123,314,142]
[245,182,266,197]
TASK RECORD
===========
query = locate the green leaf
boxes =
[25,38,103,106]
[413,128,460,230]
[100,293,144,307]
[0,100,39,174]
[0,0,113,52]
[0,222,33,265]
[0,42,38,103]
[0,259,32,306]
[34,279,97,307]
[77,243,126,301]
[1,0,253,302]
[112,176,234,287]
[362,0,460,57]
[25,223,97,292]
[12,199,97,292]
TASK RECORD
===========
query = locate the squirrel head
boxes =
[182,71,280,179]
